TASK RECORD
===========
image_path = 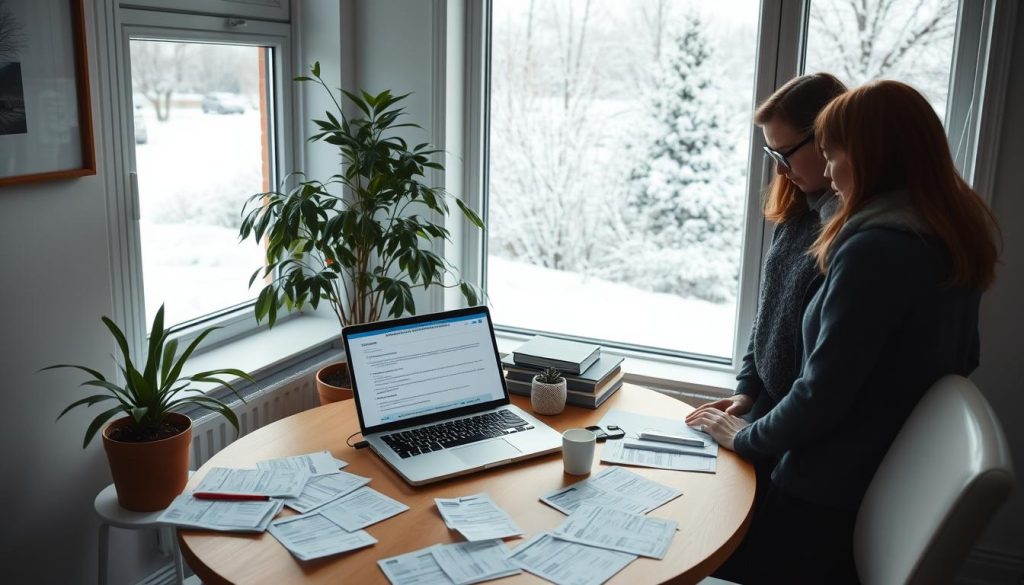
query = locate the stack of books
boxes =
[503,336,624,409]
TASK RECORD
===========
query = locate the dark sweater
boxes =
[733,197,981,510]
[735,192,838,410]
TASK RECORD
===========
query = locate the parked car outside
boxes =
[202,93,248,114]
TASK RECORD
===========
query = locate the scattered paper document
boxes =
[602,440,716,473]
[320,487,409,531]
[553,503,677,559]
[621,437,718,458]
[379,546,456,585]
[268,512,377,561]
[598,409,715,445]
[157,494,283,532]
[195,467,311,498]
[435,493,523,541]
[506,532,636,585]
[542,466,683,516]
[257,450,347,476]
[281,470,371,514]
[432,540,520,584]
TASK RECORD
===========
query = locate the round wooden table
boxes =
[179,384,755,584]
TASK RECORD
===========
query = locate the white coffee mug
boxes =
[562,428,597,475]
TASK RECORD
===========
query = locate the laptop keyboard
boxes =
[381,410,535,459]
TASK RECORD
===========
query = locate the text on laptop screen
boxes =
[348,313,505,428]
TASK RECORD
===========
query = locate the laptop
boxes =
[342,306,563,485]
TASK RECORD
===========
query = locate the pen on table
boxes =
[193,492,270,501]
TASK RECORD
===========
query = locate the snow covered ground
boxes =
[488,256,735,357]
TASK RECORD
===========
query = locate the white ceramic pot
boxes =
[531,376,567,415]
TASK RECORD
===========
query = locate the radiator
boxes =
[189,374,320,468]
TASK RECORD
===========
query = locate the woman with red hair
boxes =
[688,80,999,583]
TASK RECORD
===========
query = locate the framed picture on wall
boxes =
[0,0,95,187]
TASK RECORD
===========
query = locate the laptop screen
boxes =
[344,308,509,434]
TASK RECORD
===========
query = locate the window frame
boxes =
[464,0,1005,392]
[108,8,297,353]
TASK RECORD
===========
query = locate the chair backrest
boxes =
[854,375,1014,585]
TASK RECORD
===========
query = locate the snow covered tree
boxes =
[621,14,742,302]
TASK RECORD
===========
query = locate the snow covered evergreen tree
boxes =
[620,14,742,302]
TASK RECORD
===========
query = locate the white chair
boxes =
[703,374,1014,585]
[853,374,1013,584]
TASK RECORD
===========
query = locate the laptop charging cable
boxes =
[347,431,368,449]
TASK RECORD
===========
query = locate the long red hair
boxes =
[754,73,847,222]
[812,80,999,289]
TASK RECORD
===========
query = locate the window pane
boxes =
[805,0,957,116]
[129,40,270,329]
[487,0,759,358]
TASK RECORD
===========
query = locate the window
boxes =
[129,40,272,329]
[113,9,293,339]
[805,0,957,115]
[487,0,760,360]
[481,0,978,370]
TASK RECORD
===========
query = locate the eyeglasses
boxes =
[763,134,814,170]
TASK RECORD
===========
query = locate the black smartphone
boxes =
[585,425,626,442]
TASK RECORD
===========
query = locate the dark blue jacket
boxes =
[733,199,981,510]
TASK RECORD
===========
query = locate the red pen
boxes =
[193,492,270,501]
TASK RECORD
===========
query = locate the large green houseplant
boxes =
[239,62,484,403]
[42,305,253,511]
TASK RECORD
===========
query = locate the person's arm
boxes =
[734,329,764,399]
[732,231,916,460]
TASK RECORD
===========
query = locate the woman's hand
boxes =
[684,407,750,451]
[685,394,754,422]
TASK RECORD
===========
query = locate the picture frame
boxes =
[0,0,95,187]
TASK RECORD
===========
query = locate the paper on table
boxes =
[506,532,636,585]
[541,466,682,515]
[268,512,376,561]
[435,493,523,541]
[602,440,717,473]
[282,470,371,513]
[621,438,719,458]
[598,409,715,445]
[553,503,677,559]
[257,450,348,476]
[157,494,284,532]
[320,487,409,531]
[195,467,311,498]
[378,545,456,585]
[431,540,520,585]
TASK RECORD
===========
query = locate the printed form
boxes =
[507,532,636,585]
[435,493,523,541]
[320,487,409,531]
[157,495,283,532]
[256,450,347,476]
[282,470,370,514]
[553,503,677,559]
[194,467,310,498]
[268,512,376,560]
[541,466,682,515]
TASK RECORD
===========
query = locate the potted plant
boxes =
[41,305,253,512]
[531,367,567,415]
[239,62,484,405]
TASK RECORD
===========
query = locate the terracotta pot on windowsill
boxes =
[316,362,353,405]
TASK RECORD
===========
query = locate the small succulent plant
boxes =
[536,367,564,384]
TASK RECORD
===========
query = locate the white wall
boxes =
[0,2,155,582]
[0,2,1020,584]
[971,2,1024,562]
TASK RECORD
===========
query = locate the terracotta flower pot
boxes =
[102,412,192,512]
[316,362,353,405]
[531,376,567,415]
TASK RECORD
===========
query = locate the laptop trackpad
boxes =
[452,439,520,467]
